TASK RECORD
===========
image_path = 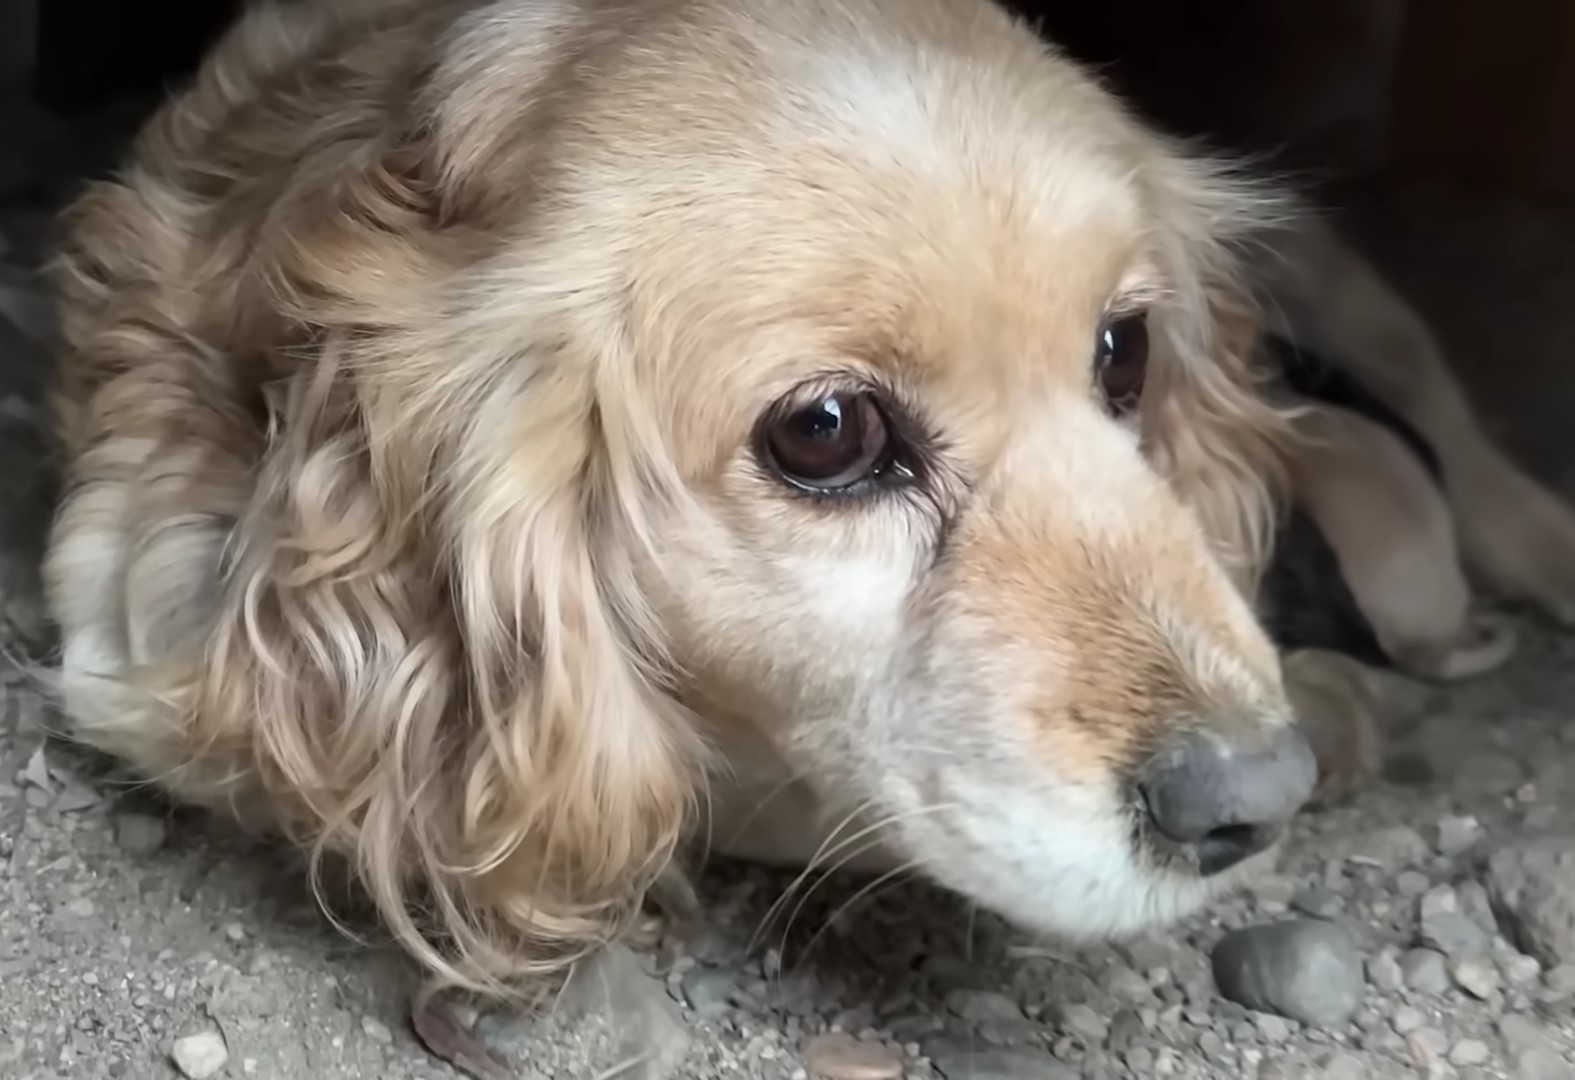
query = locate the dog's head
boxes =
[200,0,1314,987]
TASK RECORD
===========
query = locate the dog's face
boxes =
[502,3,1316,935]
[97,0,1315,986]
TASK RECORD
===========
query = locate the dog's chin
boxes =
[880,776,1273,944]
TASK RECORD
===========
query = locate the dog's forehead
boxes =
[628,109,1155,431]
[621,56,1156,367]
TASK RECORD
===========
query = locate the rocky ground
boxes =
[1,106,1574,1080]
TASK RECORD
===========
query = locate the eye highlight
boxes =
[1095,313,1150,416]
[760,389,903,494]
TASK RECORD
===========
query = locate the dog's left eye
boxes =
[762,391,896,493]
[1096,313,1150,416]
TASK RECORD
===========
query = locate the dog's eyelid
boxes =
[1106,282,1170,320]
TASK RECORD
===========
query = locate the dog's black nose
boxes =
[1138,723,1317,875]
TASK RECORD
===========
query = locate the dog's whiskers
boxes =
[752,801,961,960]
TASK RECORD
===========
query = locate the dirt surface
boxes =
[2,107,1574,1080]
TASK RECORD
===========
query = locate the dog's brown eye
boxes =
[1096,314,1149,415]
[764,391,893,491]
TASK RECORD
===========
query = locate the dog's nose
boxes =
[1138,724,1317,876]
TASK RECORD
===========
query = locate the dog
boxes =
[39,0,1575,997]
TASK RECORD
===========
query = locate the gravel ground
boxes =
[2,107,1574,1080]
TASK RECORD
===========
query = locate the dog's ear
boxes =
[177,138,702,994]
[1138,152,1296,592]
[190,332,701,992]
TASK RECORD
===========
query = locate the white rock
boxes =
[171,1030,229,1080]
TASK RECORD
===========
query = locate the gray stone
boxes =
[1055,1003,1108,1045]
[1366,949,1404,993]
[1392,1006,1425,1035]
[1449,956,1501,1000]
[924,1038,1078,1080]
[1421,911,1491,958]
[1457,880,1499,935]
[1435,816,1483,857]
[1100,966,1154,1003]
[113,812,168,857]
[681,968,737,1017]
[1316,1050,1370,1080]
[1401,949,1451,996]
[1211,920,1364,1027]
[1104,1008,1143,1051]
[1395,871,1432,898]
[1485,834,1575,966]
[1501,952,1543,986]
[1352,826,1429,869]
[1253,1013,1291,1043]
[1291,886,1346,921]
[1448,1040,1490,1067]
[944,990,1024,1025]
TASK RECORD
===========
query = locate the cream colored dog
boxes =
[41,0,1574,996]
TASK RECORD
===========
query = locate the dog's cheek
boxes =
[659,538,921,730]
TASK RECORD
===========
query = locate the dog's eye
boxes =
[763,391,894,492]
[1096,313,1149,416]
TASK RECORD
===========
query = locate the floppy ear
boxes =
[162,127,703,992]
[184,329,702,992]
[1139,152,1297,592]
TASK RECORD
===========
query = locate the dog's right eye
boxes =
[762,391,896,493]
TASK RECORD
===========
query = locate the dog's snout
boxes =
[1138,723,1317,876]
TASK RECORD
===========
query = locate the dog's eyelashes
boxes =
[762,390,899,493]
[1096,313,1150,417]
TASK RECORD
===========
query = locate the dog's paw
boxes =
[1281,648,1412,806]
[1458,458,1575,626]
[1391,611,1518,683]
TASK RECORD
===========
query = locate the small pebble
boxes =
[1056,1003,1108,1045]
[1392,1006,1425,1035]
[1101,966,1153,1002]
[1352,825,1428,868]
[1366,949,1404,994]
[1395,871,1432,898]
[171,1030,228,1080]
[1291,886,1345,921]
[361,1016,393,1044]
[1404,1028,1449,1070]
[1499,957,1537,988]
[923,1039,1072,1080]
[1422,911,1492,958]
[113,812,168,857]
[1449,956,1501,1000]
[1252,1014,1290,1044]
[804,1033,902,1080]
[1401,949,1451,996]
[1447,1039,1490,1067]
[1434,815,1482,856]
[944,990,1023,1025]
[683,969,737,1017]
[1124,1047,1154,1074]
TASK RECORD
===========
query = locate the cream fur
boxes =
[46,0,1308,994]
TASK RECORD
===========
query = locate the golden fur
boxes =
[40,0,1404,995]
